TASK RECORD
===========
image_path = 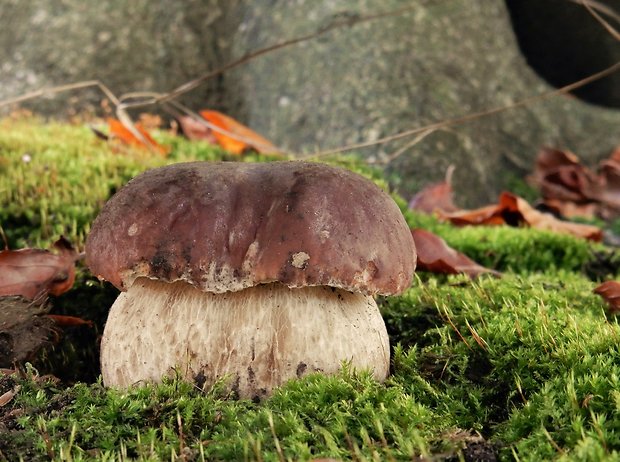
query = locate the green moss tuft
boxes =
[405,209,609,276]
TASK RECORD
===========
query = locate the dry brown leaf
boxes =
[177,115,218,144]
[500,192,603,241]
[437,203,508,226]
[530,147,600,203]
[45,314,93,328]
[409,166,457,214]
[0,237,81,300]
[439,192,603,241]
[412,228,500,278]
[594,280,620,313]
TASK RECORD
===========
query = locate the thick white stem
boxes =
[100,278,390,398]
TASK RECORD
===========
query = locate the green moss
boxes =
[3,117,620,460]
[3,271,619,460]
[382,271,620,460]
[404,209,611,277]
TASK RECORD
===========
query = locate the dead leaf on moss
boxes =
[438,192,603,241]
[412,228,500,278]
[107,118,169,155]
[528,146,620,220]
[594,280,620,313]
[46,314,93,328]
[0,237,81,300]
[179,110,279,155]
[409,166,457,214]
[177,115,217,145]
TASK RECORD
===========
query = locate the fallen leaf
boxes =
[0,237,81,300]
[177,116,217,145]
[439,192,603,241]
[528,146,620,220]
[137,113,163,130]
[540,199,599,220]
[530,147,600,203]
[200,110,278,154]
[107,118,168,155]
[45,314,93,328]
[597,156,620,219]
[437,203,508,226]
[178,110,279,155]
[411,228,500,278]
[409,166,458,214]
[594,280,620,313]
[500,193,603,241]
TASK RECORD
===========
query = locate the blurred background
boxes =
[1,0,619,205]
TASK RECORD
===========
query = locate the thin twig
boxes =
[0,80,119,109]
[301,60,620,159]
[570,0,620,26]
[580,0,620,40]
[374,128,438,165]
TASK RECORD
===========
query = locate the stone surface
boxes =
[1,0,619,205]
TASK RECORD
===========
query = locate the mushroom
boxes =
[86,161,416,399]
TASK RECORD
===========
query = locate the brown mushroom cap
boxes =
[86,161,415,295]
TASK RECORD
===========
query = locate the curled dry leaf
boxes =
[107,118,169,155]
[0,237,81,300]
[530,147,600,204]
[529,146,620,220]
[179,110,279,155]
[438,192,603,241]
[411,228,501,278]
[594,280,620,313]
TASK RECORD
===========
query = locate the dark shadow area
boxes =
[505,0,620,108]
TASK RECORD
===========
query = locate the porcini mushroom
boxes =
[86,161,416,399]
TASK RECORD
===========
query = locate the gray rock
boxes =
[1,0,619,205]
[231,0,620,205]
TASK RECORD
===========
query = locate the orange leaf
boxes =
[594,280,620,313]
[411,228,500,278]
[107,118,168,155]
[199,110,279,155]
[439,192,602,241]
[0,237,81,300]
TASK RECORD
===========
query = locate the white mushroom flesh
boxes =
[100,277,390,398]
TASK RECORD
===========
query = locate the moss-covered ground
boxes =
[1,116,620,461]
